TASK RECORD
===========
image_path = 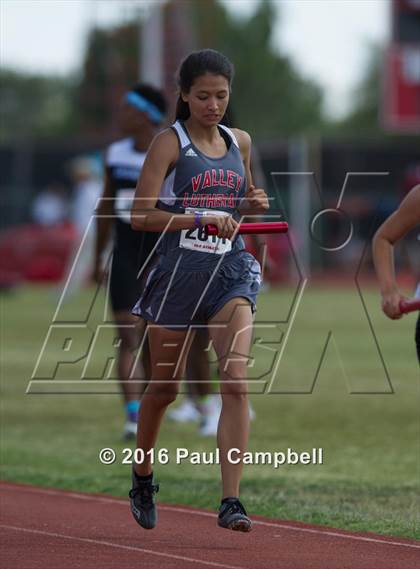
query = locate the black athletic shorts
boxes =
[110,231,158,313]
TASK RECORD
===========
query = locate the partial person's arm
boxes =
[372,185,420,319]
[234,129,269,217]
[131,129,238,239]
[93,169,114,283]
[248,144,275,277]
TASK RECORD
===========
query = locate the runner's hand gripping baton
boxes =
[399,299,420,314]
[205,222,289,235]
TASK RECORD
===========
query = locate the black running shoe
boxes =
[217,498,252,532]
[129,469,159,530]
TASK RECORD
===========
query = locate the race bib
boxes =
[179,208,232,255]
[115,188,135,223]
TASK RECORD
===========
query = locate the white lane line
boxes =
[271,530,420,550]
[2,483,419,551]
[0,524,244,569]
[159,505,420,551]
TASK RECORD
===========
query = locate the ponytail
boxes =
[175,95,190,121]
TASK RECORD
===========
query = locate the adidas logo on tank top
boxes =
[185,148,197,157]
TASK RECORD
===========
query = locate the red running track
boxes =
[1,482,419,569]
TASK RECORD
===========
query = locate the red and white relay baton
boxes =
[399,299,420,314]
[205,222,289,236]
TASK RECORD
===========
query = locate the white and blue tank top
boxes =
[106,138,147,253]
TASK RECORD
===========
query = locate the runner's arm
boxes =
[234,129,269,217]
[372,185,420,318]
[93,168,114,281]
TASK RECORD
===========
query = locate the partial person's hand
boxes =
[92,263,107,286]
[381,290,404,319]
[262,253,275,279]
[202,214,239,239]
[244,185,269,212]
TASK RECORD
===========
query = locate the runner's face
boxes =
[183,73,230,126]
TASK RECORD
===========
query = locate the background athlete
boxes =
[372,184,420,360]
[94,84,167,439]
[129,49,269,532]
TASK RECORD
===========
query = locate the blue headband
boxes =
[125,91,164,124]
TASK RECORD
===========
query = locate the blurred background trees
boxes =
[0,70,78,142]
[3,0,419,144]
[191,0,324,137]
[1,0,381,143]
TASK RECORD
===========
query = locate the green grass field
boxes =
[1,284,419,540]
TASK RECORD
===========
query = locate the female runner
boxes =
[129,49,269,532]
